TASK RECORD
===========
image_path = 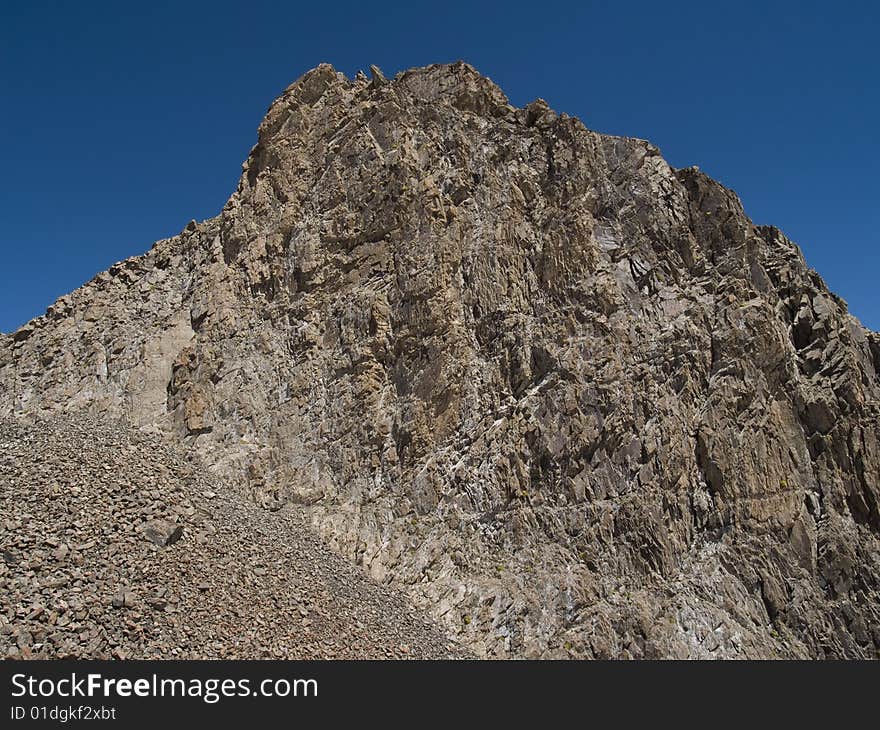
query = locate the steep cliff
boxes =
[2,62,878,657]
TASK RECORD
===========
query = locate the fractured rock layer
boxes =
[2,62,879,658]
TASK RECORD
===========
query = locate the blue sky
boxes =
[1,0,877,332]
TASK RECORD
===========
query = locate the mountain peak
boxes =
[2,63,879,659]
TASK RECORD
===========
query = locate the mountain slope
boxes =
[2,62,879,658]
[0,416,463,659]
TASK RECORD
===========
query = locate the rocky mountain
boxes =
[2,62,878,658]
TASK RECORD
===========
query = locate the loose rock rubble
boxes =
[0,417,464,659]
[1,62,879,658]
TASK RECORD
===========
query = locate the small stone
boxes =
[140,519,184,547]
[111,591,136,609]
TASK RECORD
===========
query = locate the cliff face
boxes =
[2,62,879,658]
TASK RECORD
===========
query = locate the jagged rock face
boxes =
[2,62,879,658]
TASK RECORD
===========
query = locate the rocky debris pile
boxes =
[1,62,879,658]
[0,416,464,659]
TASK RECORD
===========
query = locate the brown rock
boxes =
[140,519,184,547]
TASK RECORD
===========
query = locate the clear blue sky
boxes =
[1,0,877,333]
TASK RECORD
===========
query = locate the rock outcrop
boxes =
[2,62,878,658]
